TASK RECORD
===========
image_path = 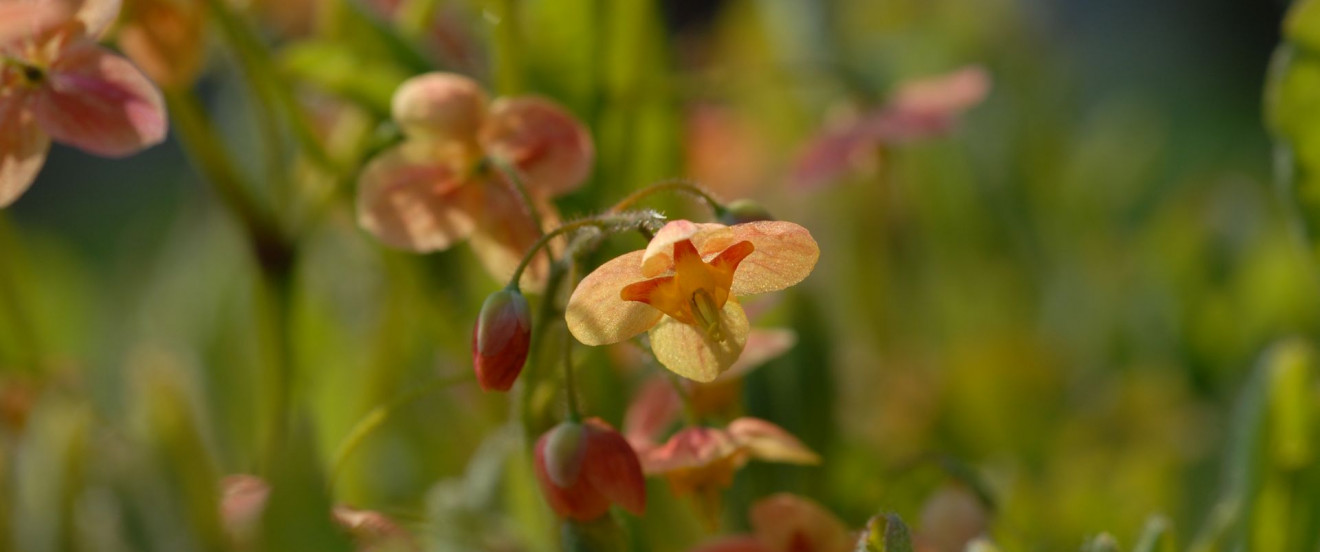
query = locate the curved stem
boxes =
[561,327,580,421]
[330,372,474,487]
[608,178,726,215]
[506,218,609,289]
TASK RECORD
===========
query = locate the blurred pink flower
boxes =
[566,220,818,381]
[794,65,990,190]
[356,72,592,289]
[1,0,168,207]
[690,494,853,552]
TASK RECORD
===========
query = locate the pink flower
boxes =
[565,220,819,381]
[356,72,593,289]
[1,0,168,207]
[794,65,990,190]
[641,417,819,498]
[533,418,647,521]
[690,494,853,552]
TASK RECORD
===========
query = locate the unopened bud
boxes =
[544,422,588,487]
[472,288,532,391]
[718,199,775,225]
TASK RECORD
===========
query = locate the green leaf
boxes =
[855,513,915,552]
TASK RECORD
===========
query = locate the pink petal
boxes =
[355,141,481,251]
[331,506,419,551]
[0,1,70,42]
[648,299,749,382]
[792,123,875,191]
[867,66,992,143]
[640,426,740,474]
[689,536,773,552]
[719,328,797,381]
[391,72,487,141]
[623,377,681,448]
[581,419,647,516]
[749,494,852,552]
[724,221,820,296]
[115,0,207,88]
[726,418,819,465]
[641,220,734,277]
[467,173,556,290]
[480,96,593,197]
[0,93,51,207]
[34,40,166,157]
[565,250,663,346]
[219,474,270,537]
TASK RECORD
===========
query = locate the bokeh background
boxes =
[2,0,1314,551]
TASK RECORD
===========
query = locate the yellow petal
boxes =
[641,220,731,277]
[725,221,820,295]
[566,251,663,346]
[648,300,749,382]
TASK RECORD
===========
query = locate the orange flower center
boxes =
[620,239,754,340]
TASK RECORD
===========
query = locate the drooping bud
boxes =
[534,419,647,521]
[472,288,532,391]
[717,199,775,225]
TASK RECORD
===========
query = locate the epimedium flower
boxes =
[116,0,208,89]
[794,65,990,190]
[689,493,853,552]
[565,220,819,382]
[640,417,819,528]
[0,0,169,208]
[357,72,593,289]
[533,418,647,521]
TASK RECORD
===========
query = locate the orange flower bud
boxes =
[472,288,532,391]
[534,418,646,521]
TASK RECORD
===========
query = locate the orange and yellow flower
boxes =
[566,220,818,381]
[356,72,593,288]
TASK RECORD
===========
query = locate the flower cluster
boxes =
[1,0,167,207]
[356,72,592,289]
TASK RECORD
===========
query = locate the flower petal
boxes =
[534,430,611,521]
[792,123,875,190]
[724,221,819,296]
[639,426,739,474]
[648,299,749,382]
[73,0,121,38]
[582,419,647,516]
[391,72,487,141]
[566,250,663,346]
[641,220,733,277]
[0,94,51,208]
[749,494,852,552]
[480,96,593,196]
[726,417,820,465]
[467,174,556,290]
[115,0,207,88]
[355,142,480,251]
[623,377,681,449]
[34,41,166,157]
[0,2,70,41]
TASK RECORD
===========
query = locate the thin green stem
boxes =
[506,218,609,289]
[666,372,700,427]
[561,327,580,421]
[330,372,474,486]
[608,178,726,215]
[486,0,523,95]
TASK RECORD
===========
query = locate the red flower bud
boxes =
[472,288,532,391]
[534,418,647,521]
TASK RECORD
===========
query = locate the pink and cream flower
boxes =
[640,417,820,495]
[565,220,818,381]
[1,0,168,207]
[356,72,593,288]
